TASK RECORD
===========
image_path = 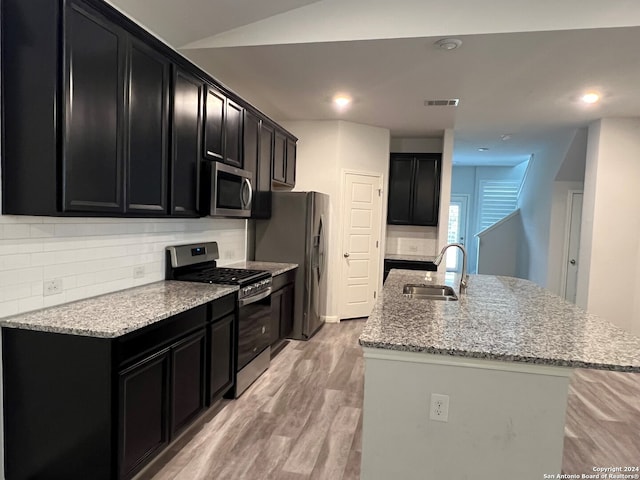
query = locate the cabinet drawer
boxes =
[115,305,207,367]
[209,293,236,322]
[271,268,296,291]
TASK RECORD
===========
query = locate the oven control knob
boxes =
[261,326,266,334]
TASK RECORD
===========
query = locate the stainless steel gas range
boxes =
[166,242,272,397]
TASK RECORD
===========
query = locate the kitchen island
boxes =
[359,270,640,480]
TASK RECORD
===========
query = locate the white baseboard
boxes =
[323,315,340,324]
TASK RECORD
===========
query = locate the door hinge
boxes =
[376,240,379,248]
[374,291,377,299]
[378,188,382,197]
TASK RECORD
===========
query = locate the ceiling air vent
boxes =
[424,99,459,106]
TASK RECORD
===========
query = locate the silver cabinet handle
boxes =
[344,253,350,258]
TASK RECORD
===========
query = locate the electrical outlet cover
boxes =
[429,393,450,422]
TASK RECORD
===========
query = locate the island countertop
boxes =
[359,270,640,372]
[0,281,237,338]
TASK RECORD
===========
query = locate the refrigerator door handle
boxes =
[318,215,326,281]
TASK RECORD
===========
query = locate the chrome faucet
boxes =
[433,243,469,292]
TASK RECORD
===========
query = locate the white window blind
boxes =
[478,180,519,231]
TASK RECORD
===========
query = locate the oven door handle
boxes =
[238,287,272,307]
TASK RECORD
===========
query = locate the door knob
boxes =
[344,253,350,258]
[570,259,576,265]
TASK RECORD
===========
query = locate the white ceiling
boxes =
[108,0,640,166]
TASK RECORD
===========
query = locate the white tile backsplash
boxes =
[0,215,247,318]
[385,225,438,256]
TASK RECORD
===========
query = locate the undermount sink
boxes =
[402,284,458,301]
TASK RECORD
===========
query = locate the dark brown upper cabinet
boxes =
[1,0,293,218]
[64,0,126,214]
[225,99,243,168]
[243,111,273,218]
[127,39,170,214]
[203,87,243,168]
[204,85,225,162]
[171,69,203,217]
[387,153,441,226]
[272,130,287,184]
[285,137,296,186]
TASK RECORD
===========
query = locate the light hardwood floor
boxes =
[142,319,640,479]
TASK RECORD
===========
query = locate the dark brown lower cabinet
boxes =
[2,294,236,480]
[119,349,171,479]
[270,269,296,344]
[171,330,206,436]
[208,314,234,403]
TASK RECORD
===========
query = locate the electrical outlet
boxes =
[429,393,450,422]
[44,278,63,296]
[133,266,145,279]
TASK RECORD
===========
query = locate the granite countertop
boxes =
[360,270,640,372]
[0,281,237,338]
[227,260,298,276]
[384,253,437,262]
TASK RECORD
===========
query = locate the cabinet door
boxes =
[270,288,283,345]
[243,111,259,183]
[127,39,170,214]
[387,155,414,224]
[118,349,170,479]
[171,330,206,436]
[204,85,225,161]
[209,314,234,402]
[272,130,287,183]
[171,69,202,216]
[285,137,296,186]
[280,283,294,339]
[225,99,243,167]
[64,1,125,213]
[257,121,275,218]
[412,155,441,226]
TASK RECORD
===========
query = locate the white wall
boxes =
[477,210,524,277]
[281,120,390,321]
[437,130,454,259]
[518,129,582,286]
[577,118,640,335]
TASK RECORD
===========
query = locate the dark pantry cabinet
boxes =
[387,153,442,226]
[3,294,237,480]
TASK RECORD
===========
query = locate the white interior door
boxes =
[446,195,469,272]
[339,172,383,320]
[563,191,583,303]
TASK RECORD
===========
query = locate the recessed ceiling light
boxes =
[435,38,462,50]
[333,94,352,109]
[478,147,490,152]
[581,92,600,104]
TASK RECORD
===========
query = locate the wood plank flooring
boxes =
[141,319,366,480]
[140,319,640,480]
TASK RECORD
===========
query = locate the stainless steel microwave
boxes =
[210,162,253,217]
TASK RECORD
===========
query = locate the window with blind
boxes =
[477,180,520,231]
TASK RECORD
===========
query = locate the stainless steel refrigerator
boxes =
[255,191,329,340]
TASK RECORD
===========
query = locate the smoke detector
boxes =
[435,38,462,50]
